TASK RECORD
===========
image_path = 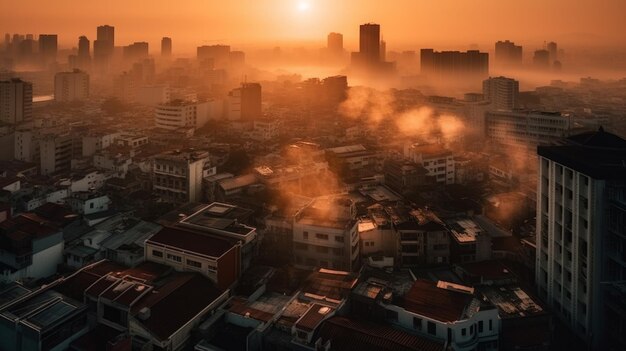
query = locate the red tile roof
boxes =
[319,316,445,351]
[401,279,473,323]
[146,226,235,258]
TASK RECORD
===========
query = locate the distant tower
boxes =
[38,34,58,65]
[547,41,557,62]
[482,76,519,110]
[533,49,550,69]
[327,32,343,56]
[161,37,172,58]
[77,36,91,70]
[94,25,115,68]
[380,39,387,62]
[359,23,380,65]
[495,40,522,66]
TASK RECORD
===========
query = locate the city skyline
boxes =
[2,0,626,53]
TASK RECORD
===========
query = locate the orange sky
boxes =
[2,0,625,53]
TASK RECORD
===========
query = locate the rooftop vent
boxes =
[138,307,151,320]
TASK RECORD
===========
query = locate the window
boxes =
[166,253,182,262]
[152,249,163,257]
[335,236,344,243]
[316,233,329,240]
[427,321,436,336]
[462,328,466,336]
[470,325,474,334]
[413,317,422,330]
[478,320,483,333]
[386,310,398,321]
[90,202,94,209]
[303,231,309,239]
[186,259,201,268]
[489,319,493,331]
[332,248,344,256]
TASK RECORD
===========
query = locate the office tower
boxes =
[495,40,523,66]
[197,45,231,68]
[54,70,89,102]
[0,78,33,124]
[359,23,380,65]
[420,49,489,79]
[380,39,386,62]
[227,83,262,121]
[536,128,626,350]
[76,36,91,70]
[123,42,149,62]
[38,34,58,65]
[327,32,343,55]
[94,25,114,68]
[482,76,519,110]
[547,41,557,62]
[161,37,172,57]
[533,49,550,69]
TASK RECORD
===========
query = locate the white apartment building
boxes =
[486,110,572,150]
[536,129,626,350]
[292,196,360,271]
[154,100,210,130]
[82,131,119,156]
[0,78,32,125]
[482,76,519,111]
[406,143,455,185]
[384,280,500,351]
[152,149,210,203]
[54,70,90,102]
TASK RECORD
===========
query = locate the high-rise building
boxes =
[482,76,519,110]
[536,128,626,350]
[327,32,343,55]
[38,34,57,65]
[227,83,262,121]
[359,23,380,65]
[420,49,489,79]
[533,49,550,69]
[154,100,210,130]
[54,69,89,102]
[197,45,230,68]
[161,37,172,57]
[495,40,523,66]
[547,41,557,62]
[0,78,32,124]
[94,25,114,68]
[380,39,387,62]
[75,35,91,70]
[123,42,149,62]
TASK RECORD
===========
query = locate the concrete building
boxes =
[0,213,65,284]
[38,34,58,65]
[485,110,572,151]
[161,37,172,57]
[327,32,343,56]
[54,69,89,102]
[137,85,170,106]
[227,83,262,121]
[533,49,550,69]
[421,49,489,80]
[93,25,114,69]
[292,195,360,271]
[0,78,32,125]
[482,76,519,111]
[154,100,210,130]
[39,132,81,175]
[383,279,500,351]
[406,143,456,185]
[82,131,119,156]
[494,40,522,67]
[536,129,626,350]
[152,149,210,203]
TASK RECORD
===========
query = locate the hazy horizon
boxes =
[2,0,626,54]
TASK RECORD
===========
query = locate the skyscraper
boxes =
[94,25,114,68]
[420,49,489,79]
[327,32,343,55]
[533,49,550,69]
[495,40,522,66]
[161,37,172,57]
[77,36,91,70]
[38,34,58,65]
[482,76,519,110]
[536,128,626,350]
[123,42,149,62]
[0,78,33,124]
[547,41,558,62]
[359,23,380,65]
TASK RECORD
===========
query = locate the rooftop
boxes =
[400,279,477,323]
[178,202,256,238]
[146,226,236,258]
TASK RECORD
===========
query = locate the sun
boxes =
[297,1,311,12]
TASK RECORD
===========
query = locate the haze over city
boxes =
[0,1,625,351]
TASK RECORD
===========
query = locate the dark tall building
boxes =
[380,39,386,62]
[123,42,149,62]
[536,129,626,350]
[241,83,262,121]
[38,34,57,64]
[533,49,550,69]
[495,40,522,66]
[420,49,489,79]
[547,41,557,62]
[327,32,343,55]
[197,45,230,68]
[161,37,172,57]
[359,23,380,65]
[94,25,114,68]
[77,35,91,69]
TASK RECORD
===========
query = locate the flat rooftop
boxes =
[178,202,256,239]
